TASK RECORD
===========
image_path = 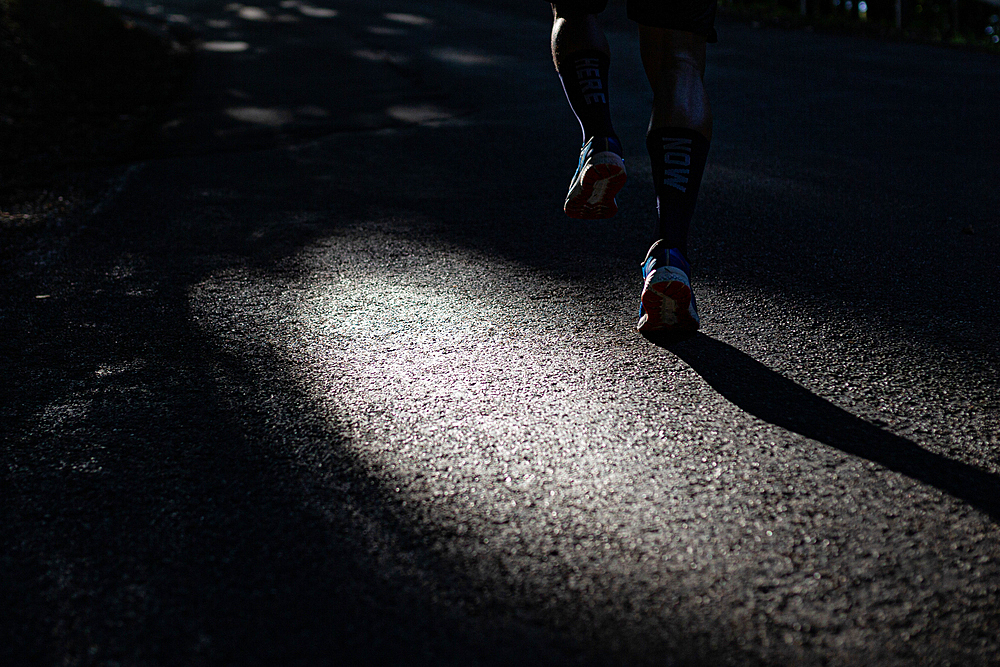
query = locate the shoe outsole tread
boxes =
[637,275,699,334]
[564,158,626,220]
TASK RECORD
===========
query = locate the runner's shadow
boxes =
[653,332,1000,521]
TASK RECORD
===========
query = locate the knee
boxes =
[640,27,707,76]
[660,50,704,75]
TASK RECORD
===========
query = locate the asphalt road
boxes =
[3,1,1000,665]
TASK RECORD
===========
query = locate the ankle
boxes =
[586,135,623,157]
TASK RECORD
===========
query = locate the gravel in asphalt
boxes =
[2,1,999,665]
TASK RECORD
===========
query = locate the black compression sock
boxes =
[557,50,619,149]
[646,127,710,256]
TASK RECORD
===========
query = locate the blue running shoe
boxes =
[564,136,626,219]
[637,241,700,334]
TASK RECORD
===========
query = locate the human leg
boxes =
[550,2,626,219]
[636,28,713,335]
[640,27,711,255]
[550,3,617,143]
[550,4,610,69]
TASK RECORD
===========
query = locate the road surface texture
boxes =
[3,1,999,665]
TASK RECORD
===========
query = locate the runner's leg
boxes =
[636,27,712,334]
[639,28,711,255]
[639,28,712,139]
[551,3,627,219]
[550,6,618,145]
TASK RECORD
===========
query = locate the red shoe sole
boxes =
[564,163,627,220]
[637,279,699,333]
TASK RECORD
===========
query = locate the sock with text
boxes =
[557,50,620,151]
[646,127,710,257]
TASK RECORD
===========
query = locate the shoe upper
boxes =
[575,136,624,175]
[564,136,628,219]
[638,240,699,331]
[641,240,691,281]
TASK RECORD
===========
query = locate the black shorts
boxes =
[550,0,718,43]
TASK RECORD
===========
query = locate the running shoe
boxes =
[563,136,626,219]
[637,240,699,334]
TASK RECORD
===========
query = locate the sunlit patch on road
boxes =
[187,216,1000,660]
[278,0,338,15]
[233,5,269,21]
[430,47,501,67]
[200,40,250,52]
[187,228,777,638]
[386,104,458,125]
[225,106,294,126]
[383,12,434,27]
[189,230,708,550]
[297,5,338,18]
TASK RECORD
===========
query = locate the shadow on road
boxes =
[4,1,998,662]
[0,245,584,665]
[656,333,1000,522]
